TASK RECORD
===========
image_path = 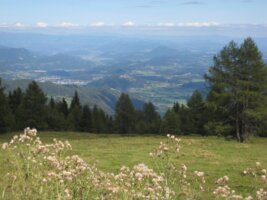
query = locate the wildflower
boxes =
[216,176,229,186]
[256,162,261,167]
[194,171,204,177]
[262,175,267,183]
[181,164,187,172]
[64,189,71,199]
[2,143,8,150]
[180,164,187,178]
[256,188,267,200]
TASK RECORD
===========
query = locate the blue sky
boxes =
[0,0,266,36]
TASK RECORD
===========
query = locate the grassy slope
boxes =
[0,132,266,197]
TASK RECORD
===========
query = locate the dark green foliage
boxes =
[186,90,206,135]
[80,105,92,132]
[0,79,14,133]
[56,98,69,118]
[8,87,23,114]
[91,105,110,133]
[136,102,161,134]
[8,87,23,130]
[205,38,267,141]
[68,105,82,131]
[115,93,136,133]
[49,97,56,109]
[46,107,67,131]
[161,109,181,134]
[70,91,81,111]
[17,81,48,130]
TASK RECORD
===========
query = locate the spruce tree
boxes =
[70,91,81,111]
[80,105,92,132]
[115,93,135,133]
[187,90,206,135]
[0,79,14,133]
[161,109,181,134]
[8,87,23,130]
[205,38,267,142]
[17,81,47,130]
[8,87,23,114]
[57,98,69,118]
[142,102,161,133]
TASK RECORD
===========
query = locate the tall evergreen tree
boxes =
[91,105,109,133]
[8,87,23,114]
[17,81,47,130]
[80,105,92,132]
[142,102,161,133]
[0,79,14,133]
[187,90,206,135]
[161,109,181,134]
[46,97,67,131]
[70,91,81,111]
[49,97,56,109]
[8,87,23,130]
[68,105,82,131]
[115,93,135,133]
[57,98,69,118]
[205,38,267,142]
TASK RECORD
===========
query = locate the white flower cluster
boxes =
[149,134,181,158]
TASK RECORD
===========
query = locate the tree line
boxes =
[0,38,266,141]
[0,79,211,135]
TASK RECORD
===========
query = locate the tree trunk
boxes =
[236,119,241,142]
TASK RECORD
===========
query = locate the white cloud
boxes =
[157,22,176,27]
[58,22,79,28]
[36,22,48,28]
[90,22,106,27]
[14,23,26,28]
[122,21,136,27]
[177,22,220,27]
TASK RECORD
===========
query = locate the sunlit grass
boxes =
[0,131,266,199]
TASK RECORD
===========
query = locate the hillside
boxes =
[2,79,144,115]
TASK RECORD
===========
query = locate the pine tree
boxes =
[8,87,23,130]
[46,97,67,131]
[115,93,135,133]
[68,105,82,131]
[187,90,206,135]
[91,105,109,133]
[49,97,56,109]
[161,109,181,134]
[17,81,47,130]
[142,102,161,133]
[0,79,14,133]
[8,87,23,114]
[56,98,69,118]
[70,91,81,111]
[80,105,92,132]
[205,38,267,142]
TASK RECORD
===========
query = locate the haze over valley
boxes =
[1,32,266,113]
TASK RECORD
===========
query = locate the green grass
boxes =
[0,132,266,198]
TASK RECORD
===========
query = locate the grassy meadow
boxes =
[0,131,267,199]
